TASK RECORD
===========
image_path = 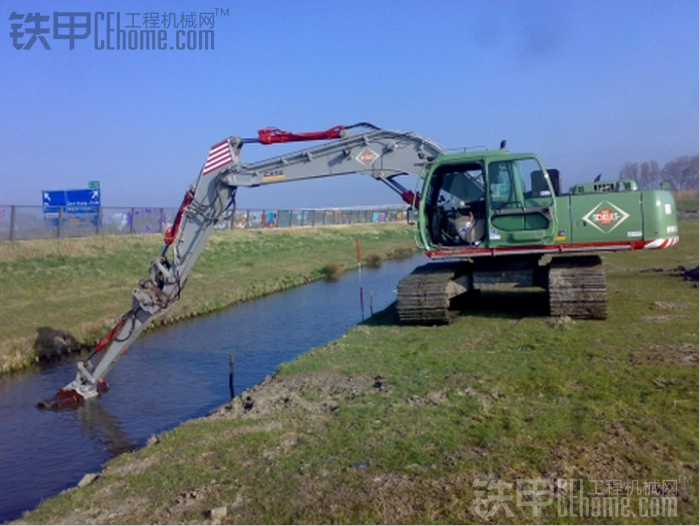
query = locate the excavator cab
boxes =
[424,161,487,246]
[421,152,557,249]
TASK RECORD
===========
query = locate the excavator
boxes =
[37,123,679,409]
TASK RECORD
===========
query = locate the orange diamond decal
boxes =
[356,147,379,166]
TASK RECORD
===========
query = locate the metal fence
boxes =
[0,205,410,242]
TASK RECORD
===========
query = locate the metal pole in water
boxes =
[229,353,235,400]
[356,238,364,321]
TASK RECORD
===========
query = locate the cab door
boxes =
[487,158,557,246]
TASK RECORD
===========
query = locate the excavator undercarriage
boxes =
[396,254,607,325]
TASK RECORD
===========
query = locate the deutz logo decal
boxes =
[583,201,630,233]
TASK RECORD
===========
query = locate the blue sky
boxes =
[1,0,697,208]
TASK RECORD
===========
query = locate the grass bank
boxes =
[18,217,698,524]
[0,223,417,373]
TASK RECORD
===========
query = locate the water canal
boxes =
[0,253,427,522]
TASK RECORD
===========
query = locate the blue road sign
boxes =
[42,189,101,208]
[42,190,67,207]
[42,189,101,225]
[66,189,101,207]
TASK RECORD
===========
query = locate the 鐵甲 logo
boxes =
[583,201,630,233]
[8,10,224,51]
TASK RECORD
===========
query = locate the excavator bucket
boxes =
[36,388,86,411]
[36,379,109,411]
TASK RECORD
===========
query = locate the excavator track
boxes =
[396,262,467,325]
[547,255,608,320]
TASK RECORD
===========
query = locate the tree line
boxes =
[619,154,698,192]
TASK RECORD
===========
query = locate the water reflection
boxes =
[76,401,138,456]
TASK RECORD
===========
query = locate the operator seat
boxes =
[454,211,485,245]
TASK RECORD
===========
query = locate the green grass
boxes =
[17,218,698,525]
[0,224,417,373]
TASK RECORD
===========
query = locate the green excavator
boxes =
[38,123,679,408]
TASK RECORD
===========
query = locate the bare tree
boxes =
[638,161,660,190]
[618,162,639,184]
[620,156,698,191]
[661,155,699,191]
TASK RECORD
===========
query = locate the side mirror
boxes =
[406,206,416,226]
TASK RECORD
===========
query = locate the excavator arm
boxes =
[39,123,445,408]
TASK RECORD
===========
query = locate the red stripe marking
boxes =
[424,239,678,260]
[202,140,233,176]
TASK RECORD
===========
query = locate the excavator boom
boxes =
[38,124,446,408]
